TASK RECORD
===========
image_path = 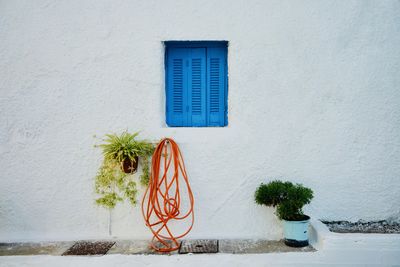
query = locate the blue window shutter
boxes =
[207,47,227,126]
[188,48,207,126]
[165,42,228,127]
[166,48,189,126]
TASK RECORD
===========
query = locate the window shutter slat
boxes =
[207,47,227,126]
[166,48,189,126]
[188,48,206,126]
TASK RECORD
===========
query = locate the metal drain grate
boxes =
[62,241,115,256]
[179,240,218,254]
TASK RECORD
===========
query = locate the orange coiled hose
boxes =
[141,138,194,252]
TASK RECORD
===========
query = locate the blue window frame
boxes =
[165,41,228,127]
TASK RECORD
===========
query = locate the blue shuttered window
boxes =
[165,41,228,127]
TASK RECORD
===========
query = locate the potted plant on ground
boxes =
[255,180,314,247]
[94,131,154,208]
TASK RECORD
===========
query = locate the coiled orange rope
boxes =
[142,138,194,252]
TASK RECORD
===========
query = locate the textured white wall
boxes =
[1,0,399,241]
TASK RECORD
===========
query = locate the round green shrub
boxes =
[255,180,313,221]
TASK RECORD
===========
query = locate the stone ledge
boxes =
[0,239,315,256]
[0,242,74,256]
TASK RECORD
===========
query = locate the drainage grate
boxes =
[62,241,115,256]
[179,240,218,254]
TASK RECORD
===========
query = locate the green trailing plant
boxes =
[140,156,151,186]
[94,131,154,209]
[255,180,313,221]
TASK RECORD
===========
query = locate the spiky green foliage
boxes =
[99,132,154,162]
[94,131,154,209]
[255,180,313,221]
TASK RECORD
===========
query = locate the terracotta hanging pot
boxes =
[121,156,139,174]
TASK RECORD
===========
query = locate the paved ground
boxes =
[0,251,398,267]
[1,239,398,266]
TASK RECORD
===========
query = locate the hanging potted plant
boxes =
[94,131,154,209]
[254,180,314,247]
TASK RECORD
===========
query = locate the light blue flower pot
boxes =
[283,215,310,247]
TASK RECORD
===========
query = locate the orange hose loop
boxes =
[142,138,194,252]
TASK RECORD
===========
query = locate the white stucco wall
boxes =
[1,0,399,241]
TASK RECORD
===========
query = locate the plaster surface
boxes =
[0,0,400,241]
